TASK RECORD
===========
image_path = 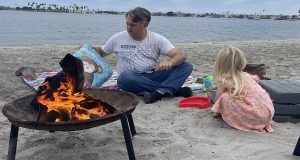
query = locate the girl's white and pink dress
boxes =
[212,72,275,133]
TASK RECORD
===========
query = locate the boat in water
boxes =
[248,14,261,20]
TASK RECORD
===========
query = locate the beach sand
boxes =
[0,40,300,160]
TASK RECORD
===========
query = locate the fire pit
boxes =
[2,88,139,160]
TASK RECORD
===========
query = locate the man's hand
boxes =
[155,60,172,72]
[77,43,84,49]
[93,46,108,57]
[77,43,108,57]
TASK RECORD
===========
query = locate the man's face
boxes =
[126,16,147,40]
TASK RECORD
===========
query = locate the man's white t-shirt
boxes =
[102,31,174,74]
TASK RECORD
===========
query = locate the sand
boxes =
[0,40,300,160]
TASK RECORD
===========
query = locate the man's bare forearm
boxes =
[93,46,108,57]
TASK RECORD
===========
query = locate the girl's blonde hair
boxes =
[213,46,247,99]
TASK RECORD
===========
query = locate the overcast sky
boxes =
[2,0,300,15]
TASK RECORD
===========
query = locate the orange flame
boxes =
[37,73,109,122]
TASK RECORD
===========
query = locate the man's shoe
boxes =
[143,91,163,104]
[174,87,192,98]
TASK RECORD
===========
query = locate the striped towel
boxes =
[22,70,203,91]
[23,72,58,90]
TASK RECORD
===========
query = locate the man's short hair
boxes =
[126,7,151,23]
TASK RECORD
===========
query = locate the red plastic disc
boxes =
[178,96,211,109]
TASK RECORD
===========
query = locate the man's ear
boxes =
[144,22,148,27]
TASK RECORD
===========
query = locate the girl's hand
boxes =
[213,112,221,118]
[214,80,225,102]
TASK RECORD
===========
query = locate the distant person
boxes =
[92,7,193,104]
[211,46,274,133]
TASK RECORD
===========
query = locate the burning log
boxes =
[31,54,115,122]
[59,53,85,92]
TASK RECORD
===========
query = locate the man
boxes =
[93,7,193,104]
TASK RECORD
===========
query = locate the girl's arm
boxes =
[251,74,260,83]
[214,81,225,103]
[244,72,260,83]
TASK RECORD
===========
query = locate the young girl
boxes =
[211,46,275,133]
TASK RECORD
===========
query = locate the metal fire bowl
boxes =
[2,89,139,132]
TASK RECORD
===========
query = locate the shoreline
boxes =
[1,9,299,18]
[0,40,299,159]
[1,38,300,48]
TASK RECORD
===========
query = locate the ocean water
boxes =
[1,10,300,46]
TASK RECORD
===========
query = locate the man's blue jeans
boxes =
[117,62,193,96]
